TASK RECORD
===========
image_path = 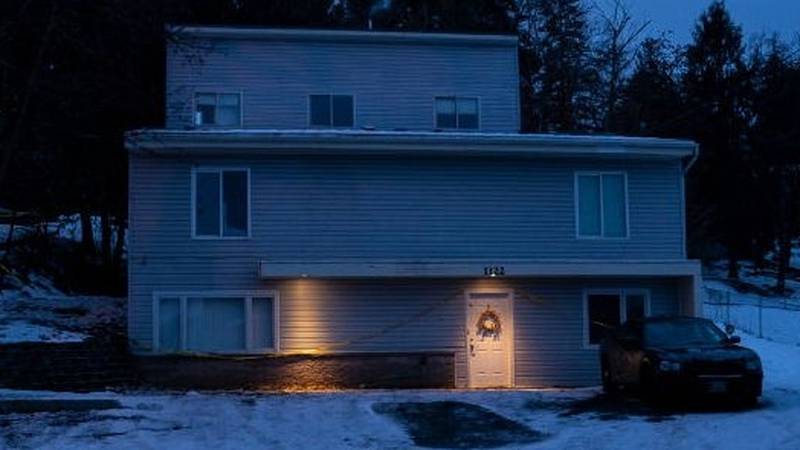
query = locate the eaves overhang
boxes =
[257,259,703,279]
[125,129,697,160]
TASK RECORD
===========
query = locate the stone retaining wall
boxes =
[135,352,456,390]
[0,336,137,392]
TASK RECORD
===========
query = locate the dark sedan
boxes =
[600,317,763,404]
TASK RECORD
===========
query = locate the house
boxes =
[125,26,701,389]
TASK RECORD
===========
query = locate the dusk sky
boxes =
[621,0,800,44]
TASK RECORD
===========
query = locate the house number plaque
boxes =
[483,266,505,276]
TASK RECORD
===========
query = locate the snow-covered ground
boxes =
[705,279,800,347]
[0,327,798,450]
[0,273,124,344]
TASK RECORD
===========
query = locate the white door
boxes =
[466,290,513,388]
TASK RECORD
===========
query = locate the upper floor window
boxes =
[195,93,241,127]
[309,94,354,127]
[575,172,628,238]
[435,97,479,130]
[193,168,250,238]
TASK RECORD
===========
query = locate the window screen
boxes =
[577,173,627,237]
[435,97,457,129]
[158,297,180,352]
[435,96,478,129]
[195,93,241,127]
[456,97,479,129]
[310,95,332,126]
[195,172,221,236]
[222,171,248,237]
[252,297,275,349]
[217,94,240,126]
[196,94,217,125]
[310,94,354,127]
[186,297,246,352]
[602,174,627,237]
[626,294,647,321]
[587,294,621,345]
[578,175,602,237]
[194,169,248,238]
[332,95,354,127]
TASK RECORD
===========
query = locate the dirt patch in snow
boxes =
[526,392,766,423]
[373,400,545,448]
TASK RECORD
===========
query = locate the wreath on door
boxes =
[476,308,502,338]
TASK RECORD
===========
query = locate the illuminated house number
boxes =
[484,266,505,277]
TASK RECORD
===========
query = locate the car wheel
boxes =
[639,366,658,401]
[601,358,618,395]
[741,394,759,409]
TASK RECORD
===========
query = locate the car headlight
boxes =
[659,361,681,372]
[745,358,762,372]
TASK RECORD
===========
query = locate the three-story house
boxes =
[126,26,701,388]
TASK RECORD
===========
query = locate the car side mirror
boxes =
[727,335,741,345]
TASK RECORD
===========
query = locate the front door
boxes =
[466,289,513,388]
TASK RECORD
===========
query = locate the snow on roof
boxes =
[126,128,697,160]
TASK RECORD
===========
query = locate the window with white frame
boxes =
[309,94,354,127]
[435,96,479,130]
[193,168,249,238]
[584,290,650,346]
[155,292,278,353]
[575,172,628,238]
[195,93,241,127]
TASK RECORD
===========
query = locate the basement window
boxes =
[154,292,279,353]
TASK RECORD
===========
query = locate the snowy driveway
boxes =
[1,332,799,450]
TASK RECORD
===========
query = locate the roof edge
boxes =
[167,25,519,47]
[125,129,696,159]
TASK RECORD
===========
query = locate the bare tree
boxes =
[593,0,650,130]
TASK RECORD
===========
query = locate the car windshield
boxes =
[644,320,728,348]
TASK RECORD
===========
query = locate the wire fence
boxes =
[704,286,800,346]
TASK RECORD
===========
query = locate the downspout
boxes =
[683,143,700,174]
[682,142,701,317]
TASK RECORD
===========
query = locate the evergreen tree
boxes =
[519,0,595,132]
[375,0,517,33]
[613,36,684,137]
[683,0,754,278]
[750,38,800,293]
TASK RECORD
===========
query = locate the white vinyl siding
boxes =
[192,168,250,239]
[153,291,279,354]
[576,172,629,238]
[583,289,650,347]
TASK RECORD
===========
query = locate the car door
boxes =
[606,326,627,382]
[617,322,644,385]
